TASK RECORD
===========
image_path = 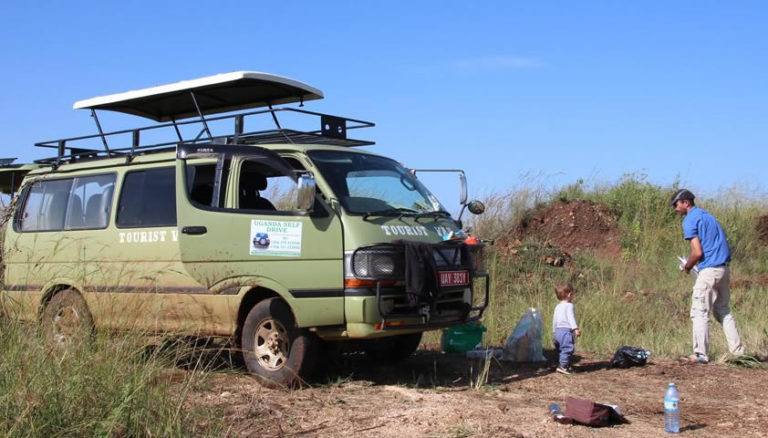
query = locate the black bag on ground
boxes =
[611,345,650,368]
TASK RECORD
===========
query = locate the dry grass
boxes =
[470,177,768,360]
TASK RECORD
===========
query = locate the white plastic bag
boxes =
[501,307,546,362]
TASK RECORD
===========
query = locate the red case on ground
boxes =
[565,397,621,427]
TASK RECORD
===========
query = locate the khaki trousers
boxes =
[690,266,745,359]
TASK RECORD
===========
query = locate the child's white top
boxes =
[553,301,579,331]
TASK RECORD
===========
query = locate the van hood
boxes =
[341,215,463,250]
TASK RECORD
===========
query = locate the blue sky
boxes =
[1,1,766,209]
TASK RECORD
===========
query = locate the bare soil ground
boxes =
[187,201,768,436]
[192,347,768,437]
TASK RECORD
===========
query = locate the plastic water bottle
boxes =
[664,382,680,433]
[548,403,572,424]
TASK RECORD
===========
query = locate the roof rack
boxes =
[34,71,375,165]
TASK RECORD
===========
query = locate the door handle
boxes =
[181,226,207,235]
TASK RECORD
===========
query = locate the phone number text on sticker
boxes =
[439,270,469,287]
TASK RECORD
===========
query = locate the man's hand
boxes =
[573,328,582,337]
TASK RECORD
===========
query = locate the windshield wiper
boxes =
[414,210,452,222]
[363,207,419,220]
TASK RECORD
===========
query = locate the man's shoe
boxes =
[681,353,709,364]
[556,366,573,375]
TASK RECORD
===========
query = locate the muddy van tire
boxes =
[42,289,94,348]
[241,298,316,387]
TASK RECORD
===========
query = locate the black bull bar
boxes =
[350,240,490,330]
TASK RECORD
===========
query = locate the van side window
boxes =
[117,167,176,227]
[237,160,302,212]
[187,162,229,207]
[17,174,116,232]
[66,174,116,229]
[19,179,73,231]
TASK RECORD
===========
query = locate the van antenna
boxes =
[189,91,213,141]
[90,109,112,156]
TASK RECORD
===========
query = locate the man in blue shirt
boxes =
[670,189,745,363]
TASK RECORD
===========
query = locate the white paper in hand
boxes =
[677,256,699,275]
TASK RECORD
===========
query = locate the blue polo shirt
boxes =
[682,206,731,269]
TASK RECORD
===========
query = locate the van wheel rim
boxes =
[254,319,289,370]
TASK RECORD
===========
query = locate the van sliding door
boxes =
[176,146,344,330]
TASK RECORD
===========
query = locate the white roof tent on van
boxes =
[73,71,324,122]
[35,71,375,165]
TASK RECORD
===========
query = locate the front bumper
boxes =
[343,241,490,335]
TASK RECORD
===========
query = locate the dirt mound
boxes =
[498,199,621,259]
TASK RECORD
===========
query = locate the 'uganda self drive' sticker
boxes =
[250,219,302,257]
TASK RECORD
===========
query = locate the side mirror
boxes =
[467,200,485,215]
[296,173,316,212]
[459,172,467,205]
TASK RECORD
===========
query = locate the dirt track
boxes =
[192,348,768,437]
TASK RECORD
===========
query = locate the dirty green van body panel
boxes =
[2,148,348,332]
[1,156,219,332]
[174,155,345,329]
[3,162,104,321]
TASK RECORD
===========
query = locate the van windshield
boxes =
[308,150,447,215]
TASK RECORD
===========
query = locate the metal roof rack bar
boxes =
[34,107,375,164]
[90,109,112,156]
[189,91,213,141]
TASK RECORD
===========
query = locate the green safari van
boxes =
[0,71,489,386]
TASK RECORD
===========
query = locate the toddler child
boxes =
[553,283,581,374]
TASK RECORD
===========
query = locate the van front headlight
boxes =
[350,248,403,279]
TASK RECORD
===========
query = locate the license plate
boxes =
[439,270,470,287]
